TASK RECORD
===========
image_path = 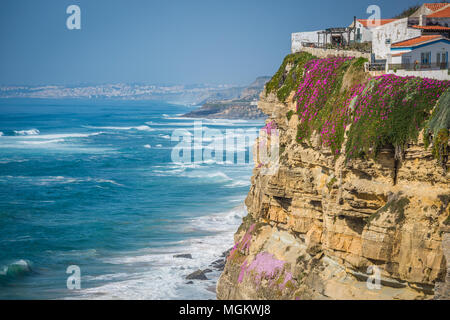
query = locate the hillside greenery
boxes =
[276,52,450,167]
[265,52,316,102]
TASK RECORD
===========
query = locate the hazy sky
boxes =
[0,0,424,86]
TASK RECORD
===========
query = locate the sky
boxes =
[0,0,429,86]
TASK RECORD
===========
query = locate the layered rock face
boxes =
[217,58,449,300]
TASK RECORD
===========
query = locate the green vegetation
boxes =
[345,76,449,160]
[351,57,369,68]
[366,197,410,224]
[265,52,316,102]
[279,144,286,158]
[270,52,449,171]
[296,254,306,264]
[432,129,449,171]
[424,89,450,170]
[392,4,420,19]
[327,176,337,191]
[237,214,256,235]
[286,52,449,164]
[294,56,361,154]
[286,110,295,121]
[444,213,450,226]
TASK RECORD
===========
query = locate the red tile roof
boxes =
[412,25,450,30]
[392,52,406,57]
[391,35,444,47]
[424,3,449,12]
[357,19,397,27]
[427,5,450,18]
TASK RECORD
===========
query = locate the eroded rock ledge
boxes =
[217,60,449,300]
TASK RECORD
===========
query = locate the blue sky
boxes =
[0,0,426,86]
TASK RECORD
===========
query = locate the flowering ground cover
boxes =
[265,52,316,102]
[286,54,450,163]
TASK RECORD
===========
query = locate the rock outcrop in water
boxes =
[217,52,450,300]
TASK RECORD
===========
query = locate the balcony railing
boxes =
[301,41,371,53]
[388,62,449,71]
[367,63,386,71]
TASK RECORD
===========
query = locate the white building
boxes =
[350,19,398,43]
[291,19,400,53]
[389,35,449,68]
[371,18,422,60]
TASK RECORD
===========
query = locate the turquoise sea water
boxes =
[0,99,262,299]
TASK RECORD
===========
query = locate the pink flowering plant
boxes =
[261,120,277,135]
[345,74,450,159]
[295,56,354,147]
[228,223,255,261]
[293,55,450,161]
[238,252,294,291]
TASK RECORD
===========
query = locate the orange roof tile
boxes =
[357,19,398,27]
[391,35,444,47]
[427,5,450,18]
[412,25,450,30]
[392,52,406,57]
[424,3,449,12]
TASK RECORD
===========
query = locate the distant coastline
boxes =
[182,76,270,120]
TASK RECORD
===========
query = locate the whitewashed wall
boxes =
[372,18,421,59]
[301,46,370,59]
[355,21,373,42]
[291,31,324,53]
[387,69,450,80]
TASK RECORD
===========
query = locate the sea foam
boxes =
[14,129,40,136]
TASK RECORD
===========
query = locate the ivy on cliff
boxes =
[346,75,450,160]
[424,89,450,170]
[265,52,316,102]
[294,56,357,153]
[290,55,450,163]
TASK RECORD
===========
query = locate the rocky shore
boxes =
[174,249,231,291]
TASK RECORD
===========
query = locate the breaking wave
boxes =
[0,260,33,280]
[14,129,40,136]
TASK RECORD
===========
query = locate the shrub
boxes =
[291,55,450,164]
[346,75,450,160]
[286,110,294,121]
[265,52,316,102]
[424,88,450,169]
[294,56,354,152]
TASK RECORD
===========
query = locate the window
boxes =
[356,28,361,42]
[421,51,431,65]
[404,56,411,68]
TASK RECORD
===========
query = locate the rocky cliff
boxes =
[182,77,270,119]
[217,52,450,300]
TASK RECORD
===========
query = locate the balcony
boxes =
[388,62,449,71]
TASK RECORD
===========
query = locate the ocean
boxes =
[0,98,263,299]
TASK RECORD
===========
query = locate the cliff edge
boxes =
[217,52,450,300]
